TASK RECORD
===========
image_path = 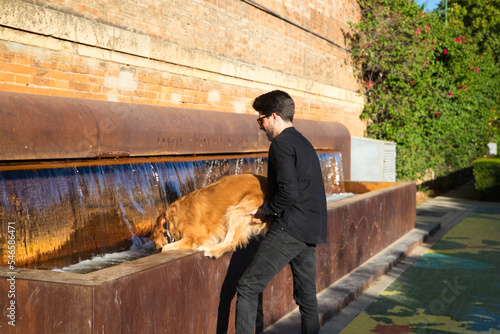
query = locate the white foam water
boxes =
[52,237,158,274]
[326,192,356,203]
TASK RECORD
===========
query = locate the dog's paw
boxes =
[197,246,216,258]
[202,248,226,259]
[161,244,178,252]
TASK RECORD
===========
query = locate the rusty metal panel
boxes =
[0,92,350,172]
[0,276,93,333]
[317,182,416,292]
[0,92,98,160]
[0,181,416,333]
[91,102,270,157]
[92,251,234,334]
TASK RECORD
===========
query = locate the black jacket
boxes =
[261,127,328,244]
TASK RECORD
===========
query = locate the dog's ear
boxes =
[164,205,177,225]
[163,205,182,241]
[150,212,170,250]
[151,215,165,237]
[159,215,167,228]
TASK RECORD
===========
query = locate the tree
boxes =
[438,0,500,60]
[349,0,499,181]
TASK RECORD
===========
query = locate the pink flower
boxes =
[454,37,462,42]
[415,29,420,35]
[458,85,467,90]
[366,81,374,88]
[448,92,454,96]
[443,49,448,55]
[423,61,429,66]
[426,25,431,30]
[434,112,441,116]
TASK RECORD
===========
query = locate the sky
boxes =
[415,0,441,11]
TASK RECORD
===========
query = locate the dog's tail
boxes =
[200,196,267,258]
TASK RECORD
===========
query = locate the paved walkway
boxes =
[265,182,500,334]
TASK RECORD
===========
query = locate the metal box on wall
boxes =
[351,137,396,182]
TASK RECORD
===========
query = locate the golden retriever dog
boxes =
[150,174,271,258]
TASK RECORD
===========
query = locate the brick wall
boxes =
[0,0,366,136]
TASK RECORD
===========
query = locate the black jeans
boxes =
[235,228,319,334]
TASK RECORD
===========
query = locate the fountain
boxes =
[0,153,343,273]
[0,92,415,333]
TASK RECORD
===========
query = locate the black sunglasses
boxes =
[256,114,272,126]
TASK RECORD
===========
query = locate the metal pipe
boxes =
[0,92,351,178]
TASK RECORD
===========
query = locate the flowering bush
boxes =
[349,0,500,181]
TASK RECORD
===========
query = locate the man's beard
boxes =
[266,130,273,141]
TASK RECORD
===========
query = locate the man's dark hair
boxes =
[252,90,295,122]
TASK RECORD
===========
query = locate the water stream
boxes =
[0,152,349,273]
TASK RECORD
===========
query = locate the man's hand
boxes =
[243,208,264,224]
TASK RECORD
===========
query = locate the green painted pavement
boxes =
[340,206,500,334]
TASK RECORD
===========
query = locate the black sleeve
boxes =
[261,139,299,217]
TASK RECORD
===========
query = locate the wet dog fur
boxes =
[150,174,271,258]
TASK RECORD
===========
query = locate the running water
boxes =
[0,152,349,273]
[318,151,345,194]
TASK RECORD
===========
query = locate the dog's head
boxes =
[150,212,170,251]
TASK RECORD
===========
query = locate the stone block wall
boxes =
[0,0,366,136]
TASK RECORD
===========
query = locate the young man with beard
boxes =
[236,90,328,334]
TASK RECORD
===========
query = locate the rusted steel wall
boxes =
[317,181,417,291]
[0,181,415,333]
[0,92,351,178]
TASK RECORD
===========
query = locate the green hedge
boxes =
[473,156,500,201]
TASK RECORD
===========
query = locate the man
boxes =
[236,90,328,334]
